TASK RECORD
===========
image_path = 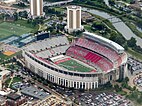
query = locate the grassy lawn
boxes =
[84,25,93,33]
[122,0,133,3]
[13,20,33,28]
[84,24,102,36]
[67,36,75,42]
[58,59,93,72]
[54,7,65,12]
[84,24,109,38]
[117,91,127,96]
[0,21,32,39]
[5,77,22,88]
[83,12,122,39]
[0,20,38,40]
[38,24,47,31]
[127,48,142,60]
[13,20,39,33]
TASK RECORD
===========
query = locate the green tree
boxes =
[132,86,136,91]
[124,43,128,50]
[19,11,28,18]
[109,0,115,6]
[115,36,125,45]
[57,24,64,31]
[114,84,122,92]
[124,77,129,83]
[92,21,106,31]
[127,37,137,47]
[121,82,127,88]
[59,17,63,22]
[109,31,117,41]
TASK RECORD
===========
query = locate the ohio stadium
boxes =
[22,32,127,90]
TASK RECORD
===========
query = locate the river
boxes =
[82,7,142,47]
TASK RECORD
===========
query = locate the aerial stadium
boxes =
[22,32,127,90]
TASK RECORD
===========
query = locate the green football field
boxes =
[58,59,93,72]
[0,22,33,39]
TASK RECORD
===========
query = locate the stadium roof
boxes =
[20,36,35,44]
[2,36,19,44]
[50,55,65,61]
[7,93,21,101]
[83,32,124,53]
[0,91,8,96]
[67,5,81,9]
[20,33,31,38]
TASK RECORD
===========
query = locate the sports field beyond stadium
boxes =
[3,51,15,56]
[58,59,95,72]
[0,22,33,39]
[0,51,21,60]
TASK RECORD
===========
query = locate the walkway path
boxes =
[128,71,142,91]
[8,74,14,88]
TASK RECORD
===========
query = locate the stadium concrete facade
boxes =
[22,32,128,90]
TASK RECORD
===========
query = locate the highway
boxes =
[43,0,73,7]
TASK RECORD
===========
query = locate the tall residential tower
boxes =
[30,0,43,17]
[65,5,83,33]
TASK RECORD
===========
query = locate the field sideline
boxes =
[58,59,94,72]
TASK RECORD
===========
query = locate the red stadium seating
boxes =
[75,38,122,64]
[66,46,113,72]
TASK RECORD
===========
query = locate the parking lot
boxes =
[77,92,131,106]
[49,85,74,98]
[0,7,16,15]
[127,57,142,75]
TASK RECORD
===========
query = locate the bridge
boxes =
[108,17,123,24]
[43,0,73,7]
[106,14,126,20]
[103,14,128,24]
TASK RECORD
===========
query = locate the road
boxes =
[128,71,142,92]
[16,67,78,105]
[43,0,73,7]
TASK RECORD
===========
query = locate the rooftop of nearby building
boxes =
[0,66,10,79]
[7,93,21,101]
[67,5,81,9]
[21,86,50,100]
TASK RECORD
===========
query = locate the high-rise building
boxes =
[65,5,83,33]
[30,0,43,17]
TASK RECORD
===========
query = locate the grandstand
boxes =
[75,38,120,62]
[66,46,113,72]
[0,43,21,54]
[36,45,70,58]
[22,32,128,90]
[25,36,69,53]
[83,32,124,53]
